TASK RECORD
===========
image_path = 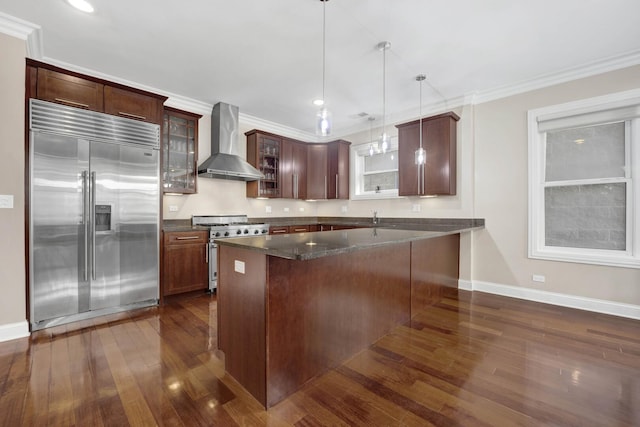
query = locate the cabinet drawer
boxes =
[269,226,290,235]
[164,231,208,245]
[37,68,104,112]
[104,86,163,124]
[289,225,310,233]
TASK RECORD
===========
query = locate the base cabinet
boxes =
[396,112,459,196]
[162,231,209,296]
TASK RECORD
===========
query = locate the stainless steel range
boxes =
[192,215,269,291]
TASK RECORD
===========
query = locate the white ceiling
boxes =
[1,0,640,139]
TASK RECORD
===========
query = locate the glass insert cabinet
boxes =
[162,107,202,194]
[246,130,281,198]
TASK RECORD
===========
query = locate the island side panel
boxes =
[265,242,412,408]
[410,233,460,316]
[218,245,267,406]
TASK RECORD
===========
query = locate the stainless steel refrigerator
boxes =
[29,99,160,331]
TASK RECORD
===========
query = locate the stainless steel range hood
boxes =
[198,102,263,181]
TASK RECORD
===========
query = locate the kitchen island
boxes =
[216,222,482,408]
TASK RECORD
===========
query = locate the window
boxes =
[528,89,640,268]
[351,138,399,199]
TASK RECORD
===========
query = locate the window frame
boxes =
[350,137,400,200]
[528,89,640,269]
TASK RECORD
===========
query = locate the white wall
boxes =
[473,65,640,308]
[0,33,28,340]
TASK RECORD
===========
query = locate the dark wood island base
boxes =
[218,233,460,408]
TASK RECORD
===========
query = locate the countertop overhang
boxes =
[215,222,483,260]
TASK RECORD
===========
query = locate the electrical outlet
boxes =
[412,204,421,212]
[341,205,348,213]
[234,260,245,274]
[284,207,290,212]
[266,206,272,213]
[169,205,178,212]
[532,274,546,283]
[299,207,305,212]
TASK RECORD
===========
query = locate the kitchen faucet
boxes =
[373,211,379,224]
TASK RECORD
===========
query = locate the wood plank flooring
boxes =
[1,290,639,426]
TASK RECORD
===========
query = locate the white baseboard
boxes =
[458,279,640,320]
[0,321,30,343]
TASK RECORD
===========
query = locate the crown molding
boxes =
[0,12,43,58]
[239,113,318,142]
[472,49,640,105]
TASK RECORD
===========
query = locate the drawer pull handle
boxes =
[272,230,287,234]
[54,98,89,108]
[176,236,200,240]
[118,112,147,120]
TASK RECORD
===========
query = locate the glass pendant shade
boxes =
[415,147,426,165]
[379,132,390,153]
[316,107,332,136]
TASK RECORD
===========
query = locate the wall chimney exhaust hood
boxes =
[197,102,264,181]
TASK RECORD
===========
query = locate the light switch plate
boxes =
[0,195,14,209]
[284,207,290,212]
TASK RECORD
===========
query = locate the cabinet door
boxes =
[327,140,350,199]
[424,116,457,195]
[280,139,294,199]
[292,141,307,199]
[397,122,420,196]
[162,108,200,194]
[306,144,328,199]
[163,232,208,296]
[36,68,104,112]
[104,86,163,124]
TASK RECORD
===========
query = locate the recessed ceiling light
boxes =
[67,0,94,13]
[312,99,324,106]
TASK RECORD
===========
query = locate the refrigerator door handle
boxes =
[91,171,97,280]
[82,170,89,281]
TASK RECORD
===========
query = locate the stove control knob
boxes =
[244,229,249,234]
[215,232,221,237]
[262,229,268,234]
[236,229,242,235]
[254,229,259,234]
[224,231,229,237]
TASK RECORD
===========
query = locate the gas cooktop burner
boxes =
[191,215,269,239]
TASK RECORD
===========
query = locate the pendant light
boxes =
[377,41,391,153]
[315,0,332,136]
[415,74,426,165]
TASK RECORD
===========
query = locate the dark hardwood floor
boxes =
[1,290,638,426]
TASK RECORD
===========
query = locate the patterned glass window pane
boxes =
[545,183,626,250]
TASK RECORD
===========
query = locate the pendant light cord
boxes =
[322,0,326,104]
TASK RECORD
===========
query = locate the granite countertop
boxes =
[216,223,483,260]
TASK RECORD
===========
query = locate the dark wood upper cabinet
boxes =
[246,130,282,198]
[36,68,104,112]
[162,107,201,194]
[27,59,167,125]
[104,86,164,124]
[246,129,350,200]
[280,138,307,200]
[396,112,459,196]
[306,143,328,200]
[327,139,350,200]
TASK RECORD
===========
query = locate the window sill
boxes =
[529,249,640,269]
